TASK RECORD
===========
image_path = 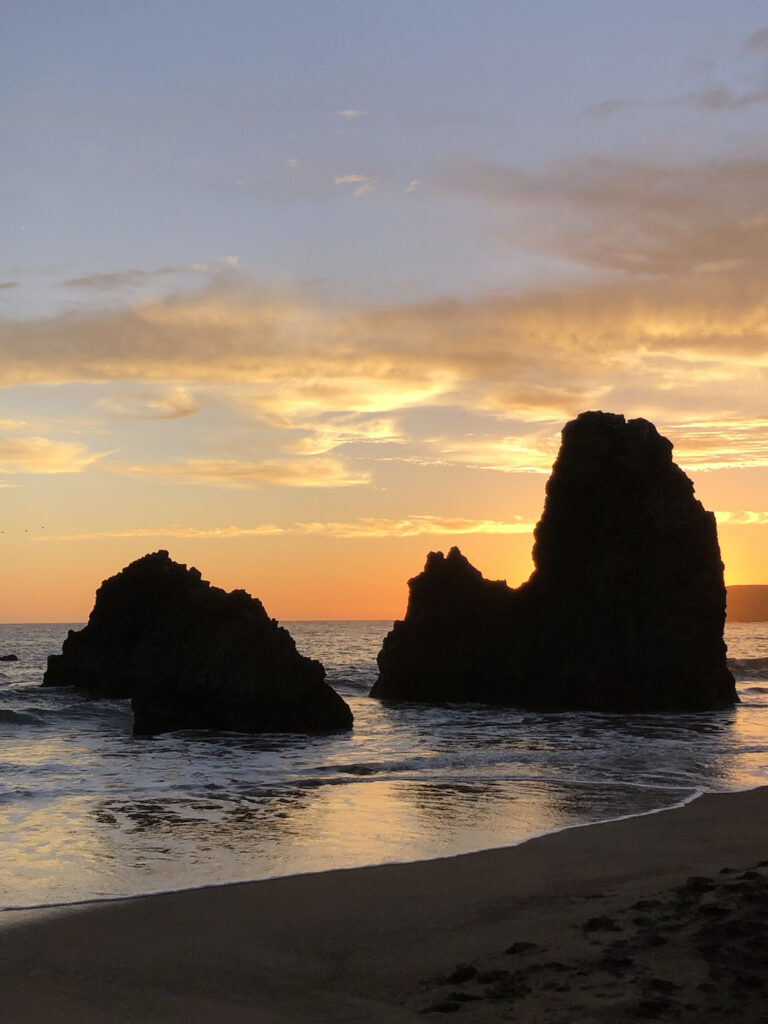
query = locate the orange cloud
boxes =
[121,455,370,488]
[33,515,536,542]
[96,384,201,420]
[0,436,115,474]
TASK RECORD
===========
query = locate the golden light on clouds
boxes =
[5,128,768,618]
[33,515,537,543]
[122,455,371,488]
[0,436,115,475]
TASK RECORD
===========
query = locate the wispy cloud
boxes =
[296,515,535,538]
[715,511,768,526]
[0,282,20,292]
[584,88,768,118]
[745,26,768,51]
[34,524,286,542]
[33,515,535,543]
[96,385,201,420]
[0,436,115,474]
[337,109,369,120]
[670,86,768,112]
[122,455,370,488]
[585,26,768,118]
[334,173,376,196]
[285,415,405,456]
[444,153,768,276]
[669,419,768,472]
[60,267,188,289]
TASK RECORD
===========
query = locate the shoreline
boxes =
[1,786,767,1022]
[0,782,709,917]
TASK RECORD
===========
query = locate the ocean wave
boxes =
[729,656,768,681]
[0,708,44,726]
[329,675,374,694]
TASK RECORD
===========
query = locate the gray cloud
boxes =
[0,282,19,291]
[582,97,644,119]
[670,86,768,112]
[445,154,768,277]
[60,267,189,289]
[745,26,768,52]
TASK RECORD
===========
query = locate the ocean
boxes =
[0,620,766,911]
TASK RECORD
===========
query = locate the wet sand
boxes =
[1,787,767,1022]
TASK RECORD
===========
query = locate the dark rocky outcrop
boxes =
[0,654,18,662]
[372,412,737,712]
[43,551,353,736]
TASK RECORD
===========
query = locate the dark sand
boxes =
[2,787,767,1022]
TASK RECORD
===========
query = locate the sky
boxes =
[2,0,768,621]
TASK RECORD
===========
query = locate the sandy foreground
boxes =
[1,788,767,1023]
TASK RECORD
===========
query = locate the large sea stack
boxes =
[43,551,353,736]
[372,412,736,712]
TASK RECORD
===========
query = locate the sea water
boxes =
[0,620,766,910]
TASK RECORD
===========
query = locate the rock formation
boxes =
[372,412,737,712]
[0,654,18,662]
[43,551,353,736]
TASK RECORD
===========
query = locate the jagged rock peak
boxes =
[43,551,353,736]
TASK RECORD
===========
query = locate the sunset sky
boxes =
[3,1,768,621]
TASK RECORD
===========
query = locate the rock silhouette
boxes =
[43,551,353,736]
[372,412,736,711]
[0,654,18,662]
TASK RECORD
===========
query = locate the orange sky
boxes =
[3,5,768,621]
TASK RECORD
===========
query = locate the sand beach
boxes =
[1,786,767,1023]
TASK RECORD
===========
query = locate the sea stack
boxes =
[43,550,353,736]
[372,411,736,711]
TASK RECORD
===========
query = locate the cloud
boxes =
[285,414,405,456]
[96,385,201,420]
[337,109,369,120]
[582,98,643,118]
[4,143,768,478]
[0,282,19,292]
[667,418,768,472]
[34,524,286,542]
[296,515,535,538]
[585,88,768,118]
[715,511,768,526]
[60,267,188,289]
[3,263,768,480]
[670,86,768,112]
[0,436,115,474]
[33,515,535,543]
[334,173,376,196]
[406,180,421,192]
[444,154,768,277]
[405,429,563,475]
[122,455,370,488]
[745,26,768,51]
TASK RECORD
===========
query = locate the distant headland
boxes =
[726,585,768,622]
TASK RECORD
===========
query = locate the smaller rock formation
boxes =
[43,551,353,736]
[0,654,18,662]
[373,412,737,712]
